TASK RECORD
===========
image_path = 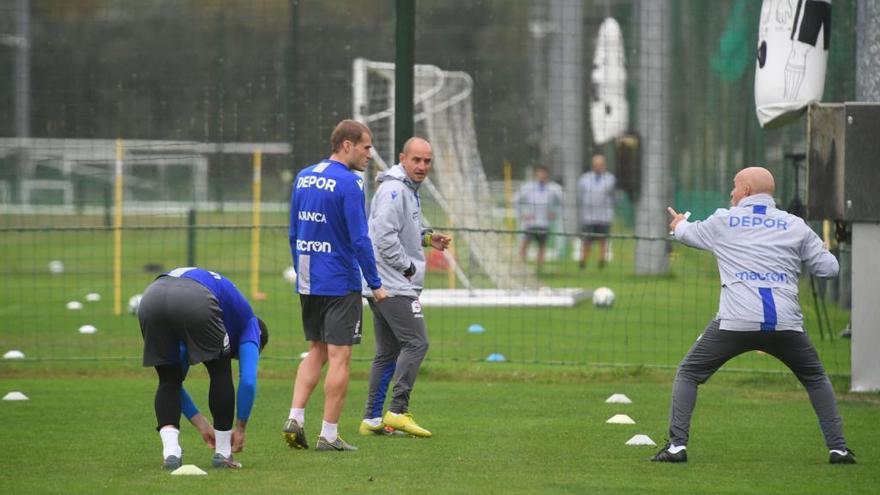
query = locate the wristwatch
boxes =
[421,228,434,247]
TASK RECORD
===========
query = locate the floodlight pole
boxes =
[634,1,672,275]
[395,0,415,157]
[13,0,30,139]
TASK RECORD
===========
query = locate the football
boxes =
[128,293,143,315]
[283,266,297,284]
[592,286,615,307]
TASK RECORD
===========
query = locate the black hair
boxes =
[258,318,269,353]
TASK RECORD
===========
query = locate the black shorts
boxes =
[300,292,363,345]
[524,227,550,245]
[139,276,230,367]
[580,223,611,238]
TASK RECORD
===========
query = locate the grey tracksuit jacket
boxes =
[361,164,427,298]
[514,180,564,229]
[673,193,838,332]
[578,171,616,225]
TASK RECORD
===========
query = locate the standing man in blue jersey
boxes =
[283,119,387,452]
[358,137,451,438]
[138,267,269,470]
[652,166,854,464]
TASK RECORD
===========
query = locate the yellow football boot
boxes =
[382,411,432,438]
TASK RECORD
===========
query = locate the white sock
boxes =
[215,429,232,457]
[320,421,338,442]
[668,444,686,454]
[159,426,181,459]
[289,408,305,424]
[363,417,382,427]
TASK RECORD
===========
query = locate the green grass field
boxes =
[2,211,871,493]
[2,362,878,494]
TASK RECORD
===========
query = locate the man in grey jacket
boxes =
[653,166,854,464]
[359,137,451,438]
[577,153,616,270]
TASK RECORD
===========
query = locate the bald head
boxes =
[730,166,775,206]
[399,137,433,183]
[591,154,606,174]
[402,137,431,155]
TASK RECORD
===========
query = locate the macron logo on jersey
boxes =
[736,271,788,283]
[296,175,337,192]
[298,211,327,223]
[296,239,333,253]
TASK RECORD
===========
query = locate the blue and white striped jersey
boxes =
[289,159,382,295]
[673,194,838,332]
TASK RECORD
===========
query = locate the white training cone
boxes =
[625,434,657,446]
[171,464,207,476]
[3,391,28,401]
[606,414,635,425]
[66,301,83,310]
[3,350,25,359]
[85,293,101,302]
[605,393,632,404]
[78,325,97,335]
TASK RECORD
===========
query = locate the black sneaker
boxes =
[651,442,687,463]
[829,448,856,464]
[282,418,309,449]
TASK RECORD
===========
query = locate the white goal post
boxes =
[352,58,537,291]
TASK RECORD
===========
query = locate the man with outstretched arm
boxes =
[652,166,853,464]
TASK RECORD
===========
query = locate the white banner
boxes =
[754,0,831,128]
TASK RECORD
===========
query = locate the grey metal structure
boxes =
[849,0,880,392]
[807,104,880,222]
[807,102,880,392]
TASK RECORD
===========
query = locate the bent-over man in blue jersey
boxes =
[653,166,854,464]
[138,267,269,470]
[283,119,387,452]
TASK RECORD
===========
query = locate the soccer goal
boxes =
[0,137,290,213]
[353,58,586,306]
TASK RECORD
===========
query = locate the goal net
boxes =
[352,58,537,292]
